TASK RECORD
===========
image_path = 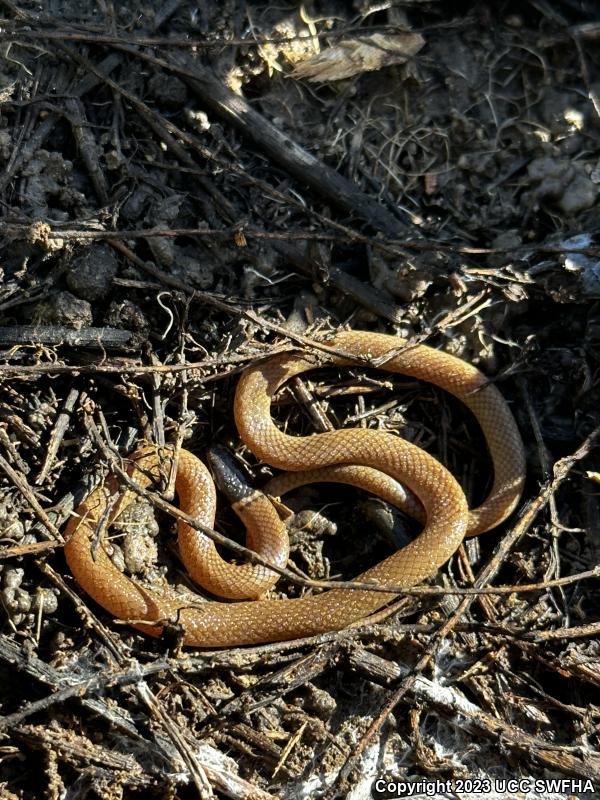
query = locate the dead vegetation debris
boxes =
[0,1,600,798]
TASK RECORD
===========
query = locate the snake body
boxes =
[64,331,525,647]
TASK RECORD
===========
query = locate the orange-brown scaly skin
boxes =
[64,331,525,648]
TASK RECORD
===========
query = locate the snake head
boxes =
[206,446,256,504]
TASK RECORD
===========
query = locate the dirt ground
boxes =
[0,1,600,798]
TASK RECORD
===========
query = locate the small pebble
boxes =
[66,244,118,301]
[33,290,93,328]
